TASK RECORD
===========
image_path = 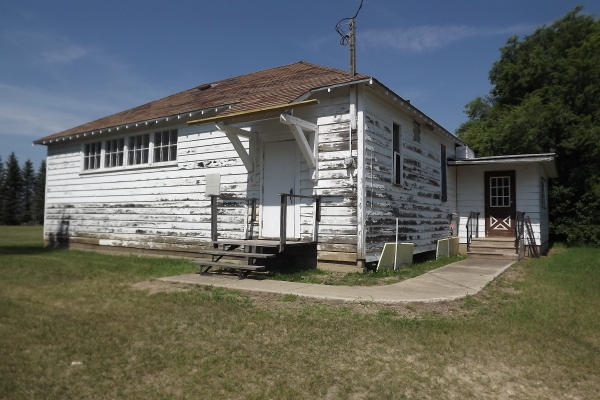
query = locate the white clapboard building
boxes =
[34,62,557,272]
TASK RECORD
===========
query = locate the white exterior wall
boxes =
[455,163,545,246]
[361,88,458,261]
[44,92,359,260]
[538,164,550,245]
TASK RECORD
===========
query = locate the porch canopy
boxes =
[448,153,558,178]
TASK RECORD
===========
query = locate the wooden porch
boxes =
[190,194,321,279]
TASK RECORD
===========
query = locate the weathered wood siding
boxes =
[455,163,544,245]
[44,91,359,262]
[362,88,458,261]
[294,92,359,265]
[44,121,255,252]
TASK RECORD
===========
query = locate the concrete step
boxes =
[471,238,515,247]
[471,241,515,248]
[467,251,519,260]
[469,245,516,254]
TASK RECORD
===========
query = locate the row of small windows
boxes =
[83,130,177,171]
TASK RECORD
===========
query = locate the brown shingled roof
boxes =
[35,61,370,144]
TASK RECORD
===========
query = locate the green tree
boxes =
[32,160,46,225]
[21,159,36,224]
[457,7,600,244]
[3,152,23,225]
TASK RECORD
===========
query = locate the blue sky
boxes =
[1,0,599,168]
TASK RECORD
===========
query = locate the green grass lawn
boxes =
[262,254,467,285]
[1,226,599,399]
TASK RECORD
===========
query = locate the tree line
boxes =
[0,152,46,225]
[457,7,600,245]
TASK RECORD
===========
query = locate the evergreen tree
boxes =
[21,159,36,224]
[0,155,5,224]
[32,160,46,225]
[3,152,23,225]
[457,7,600,244]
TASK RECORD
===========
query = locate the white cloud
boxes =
[0,83,117,138]
[0,31,169,140]
[361,24,537,53]
[42,45,88,63]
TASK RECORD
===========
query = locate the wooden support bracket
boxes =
[215,124,255,173]
[280,114,319,182]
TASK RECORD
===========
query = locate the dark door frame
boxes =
[484,170,516,237]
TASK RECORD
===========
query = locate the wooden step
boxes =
[188,260,266,271]
[198,250,275,259]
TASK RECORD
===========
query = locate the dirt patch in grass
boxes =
[131,280,192,295]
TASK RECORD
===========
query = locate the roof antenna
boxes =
[335,0,364,77]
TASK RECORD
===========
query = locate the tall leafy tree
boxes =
[32,160,46,225]
[457,7,600,244]
[3,152,23,225]
[21,159,36,224]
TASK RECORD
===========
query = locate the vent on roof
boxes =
[196,83,218,91]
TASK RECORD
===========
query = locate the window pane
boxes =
[491,197,497,206]
[491,188,497,196]
[170,145,177,161]
[162,131,169,145]
[105,153,110,168]
[162,146,168,162]
[171,130,177,144]
[118,152,124,166]
[155,132,161,146]
[154,147,161,162]
[128,150,133,165]
[143,134,149,148]
[142,149,148,164]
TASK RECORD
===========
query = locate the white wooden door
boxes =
[261,140,300,239]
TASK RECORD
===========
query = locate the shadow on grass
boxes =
[0,246,64,257]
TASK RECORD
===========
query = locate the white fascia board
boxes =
[292,78,372,103]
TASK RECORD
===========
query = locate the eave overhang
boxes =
[33,103,238,145]
[448,153,558,178]
[187,99,319,126]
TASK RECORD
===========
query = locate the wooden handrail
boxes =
[466,211,480,252]
[278,193,322,252]
[210,195,257,246]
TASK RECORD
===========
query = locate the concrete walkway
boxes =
[158,258,515,303]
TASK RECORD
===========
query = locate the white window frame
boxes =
[79,128,179,174]
[392,122,403,186]
[104,137,125,168]
[82,141,102,171]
